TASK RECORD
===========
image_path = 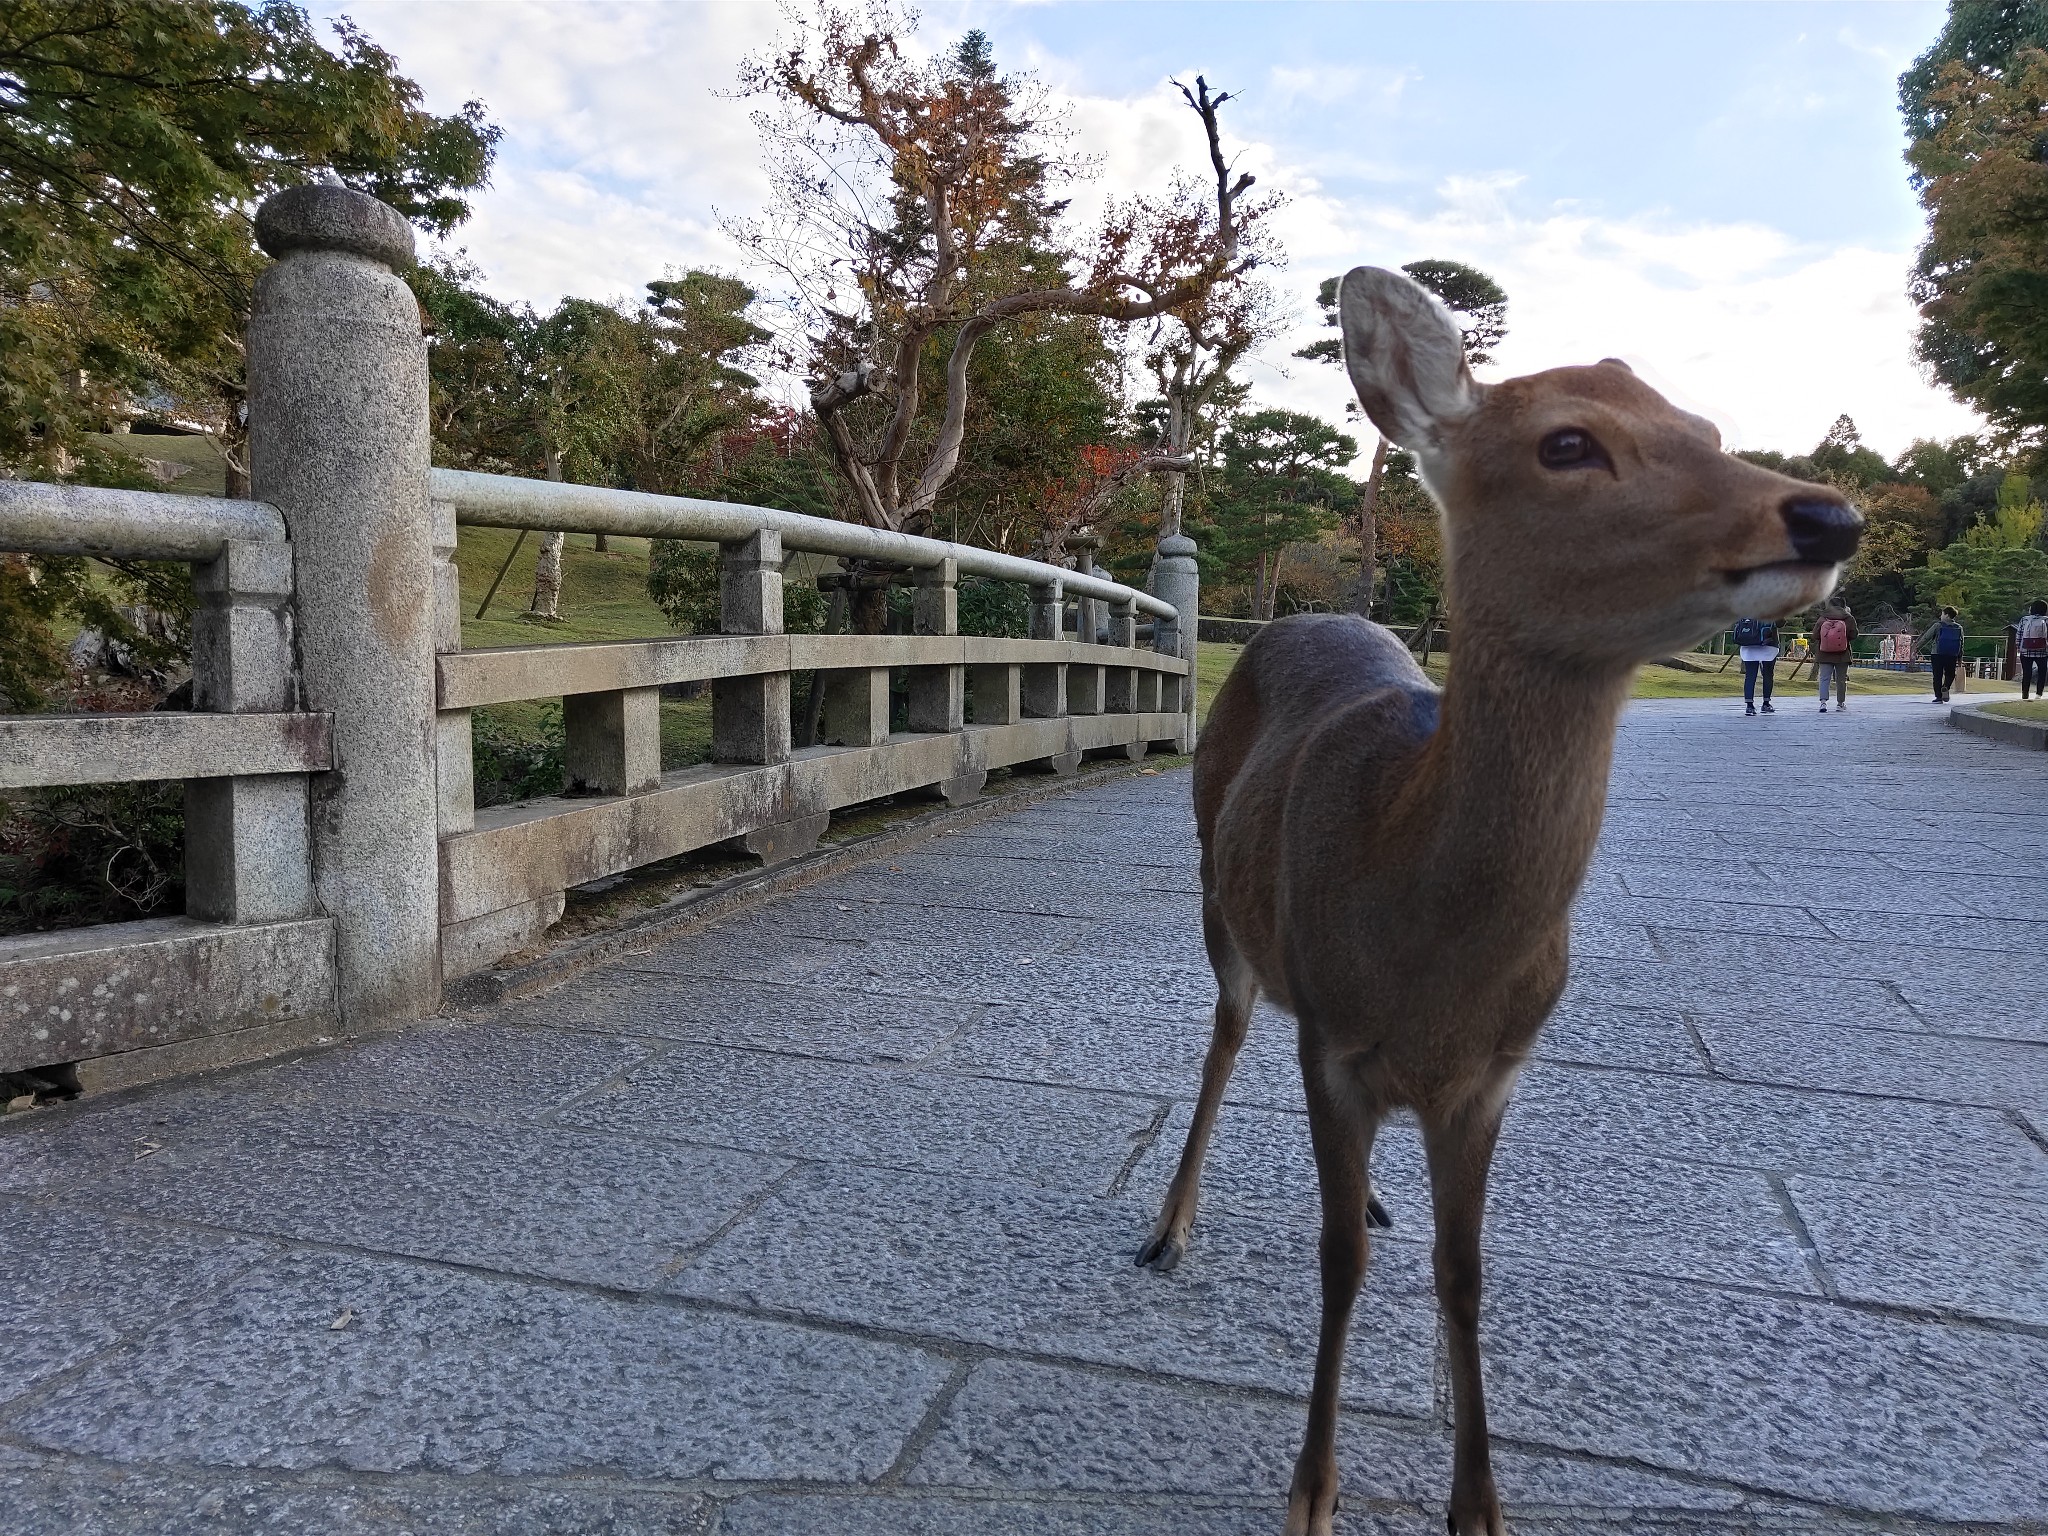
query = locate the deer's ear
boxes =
[1338,266,1483,452]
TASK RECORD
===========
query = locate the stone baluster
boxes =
[248,183,438,1025]
[1022,577,1067,719]
[713,530,790,764]
[819,664,891,748]
[430,497,475,833]
[1105,596,1139,715]
[183,539,314,924]
[908,558,964,732]
[563,686,662,794]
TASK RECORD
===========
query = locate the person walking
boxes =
[1731,615,1780,715]
[1918,605,1965,703]
[1814,599,1857,713]
[2019,598,2048,700]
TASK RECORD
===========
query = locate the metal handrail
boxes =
[429,466,1178,621]
[0,480,286,559]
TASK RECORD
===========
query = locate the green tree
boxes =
[2,0,498,486]
[1200,409,1358,619]
[1806,415,1894,489]
[4,2,496,710]
[1963,470,2046,548]
[1901,5,2048,456]
[1914,540,2048,632]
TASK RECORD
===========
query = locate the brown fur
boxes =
[1137,267,1860,1536]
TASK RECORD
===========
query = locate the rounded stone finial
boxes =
[255,183,415,271]
[1157,533,1198,558]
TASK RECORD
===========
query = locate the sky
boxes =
[312,0,1981,460]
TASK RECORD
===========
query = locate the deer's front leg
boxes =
[1140,896,1257,1271]
[1285,1053,1378,1536]
[1421,1083,1512,1536]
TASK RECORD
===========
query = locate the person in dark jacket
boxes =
[1917,606,1965,703]
[1733,616,1780,715]
[1813,599,1858,713]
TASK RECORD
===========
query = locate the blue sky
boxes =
[318,1,1978,457]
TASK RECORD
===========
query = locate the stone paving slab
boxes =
[1123,1103,1820,1294]
[1504,1059,2048,1198]
[2,695,2045,1533]
[667,1162,1440,1418]
[908,1358,1747,1513]
[1693,1011,2048,1111]
[1481,1255,2048,1522]
[561,1042,1157,1190]
[11,1250,948,1482]
[0,1466,713,1535]
[58,1104,792,1289]
[0,1199,272,1406]
[519,970,982,1064]
[1785,1174,2048,1326]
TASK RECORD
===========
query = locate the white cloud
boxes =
[320,1,780,306]
[1232,164,1979,460]
[322,0,1979,460]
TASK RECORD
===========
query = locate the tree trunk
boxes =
[1349,436,1389,616]
[1253,554,1268,623]
[594,534,609,553]
[1265,545,1288,620]
[529,450,565,621]
[219,409,251,501]
[1160,467,1186,540]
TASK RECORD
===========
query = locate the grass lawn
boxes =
[1980,699,2048,721]
[1194,640,2014,723]
[457,527,679,649]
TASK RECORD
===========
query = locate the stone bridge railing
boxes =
[0,184,1197,1095]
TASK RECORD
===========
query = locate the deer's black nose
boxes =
[1781,497,1862,564]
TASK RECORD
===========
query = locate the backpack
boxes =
[2022,616,2048,654]
[1732,617,1764,646]
[1935,620,1964,655]
[1817,617,1850,653]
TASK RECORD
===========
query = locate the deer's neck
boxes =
[1405,633,1632,942]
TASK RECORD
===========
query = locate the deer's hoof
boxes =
[1446,1487,1507,1535]
[1135,1232,1185,1272]
[1366,1192,1393,1229]
[1284,1485,1338,1536]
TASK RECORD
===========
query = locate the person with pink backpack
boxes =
[1814,599,1857,712]
[2019,598,2048,700]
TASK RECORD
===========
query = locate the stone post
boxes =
[1154,533,1200,750]
[247,185,439,1027]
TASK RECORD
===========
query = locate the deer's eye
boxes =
[1538,428,1610,471]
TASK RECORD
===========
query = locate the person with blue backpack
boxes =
[1732,615,1780,715]
[1916,606,1965,703]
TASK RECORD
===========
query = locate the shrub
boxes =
[0,781,185,937]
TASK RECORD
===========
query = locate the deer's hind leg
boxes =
[1421,1070,1514,1536]
[1286,1041,1382,1536]
[1137,895,1257,1273]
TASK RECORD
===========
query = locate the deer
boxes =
[1136,266,1861,1536]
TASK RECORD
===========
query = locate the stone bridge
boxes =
[3,696,2044,1534]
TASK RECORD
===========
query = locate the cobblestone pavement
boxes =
[3,695,2045,1534]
